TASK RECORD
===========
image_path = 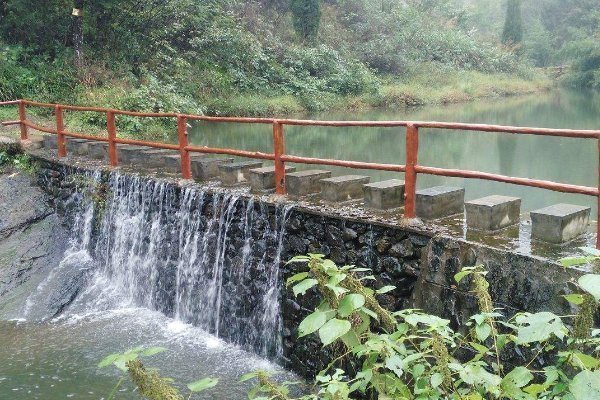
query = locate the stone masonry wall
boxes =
[31,155,584,378]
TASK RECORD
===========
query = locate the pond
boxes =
[189,89,600,215]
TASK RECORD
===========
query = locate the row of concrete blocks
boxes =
[277,169,591,244]
[44,137,591,244]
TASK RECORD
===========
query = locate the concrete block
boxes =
[191,157,233,181]
[416,186,465,220]
[163,153,207,174]
[320,175,371,202]
[248,165,297,192]
[465,195,521,231]
[43,135,57,150]
[140,149,180,168]
[363,179,405,210]
[286,170,332,197]
[87,141,109,161]
[117,144,151,166]
[531,203,591,244]
[218,161,264,185]
[66,138,90,156]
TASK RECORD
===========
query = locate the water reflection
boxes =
[189,89,600,214]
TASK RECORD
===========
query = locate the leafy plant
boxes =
[98,346,219,400]
[240,253,600,399]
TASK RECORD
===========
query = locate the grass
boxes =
[0,68,552,141]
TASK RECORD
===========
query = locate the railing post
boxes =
[404,124,419,219]
[178,115,192,179]
[273,121,286,195]
[18,100,28,141]
[55,105,66,157]
[106,111,118,167]
[597,137,600,249]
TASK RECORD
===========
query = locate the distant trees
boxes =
[502,0,523,46]
[290,0,321,44]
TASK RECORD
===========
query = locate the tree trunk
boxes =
[73,0,84,69]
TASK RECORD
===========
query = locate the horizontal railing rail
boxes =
[1,98,599,248]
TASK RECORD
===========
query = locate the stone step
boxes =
[286,170,332,197]
[66,138,91,156]
[530,203,591,244]
[87,141,109,160]
[465,195,521,231]
[117,144,152,165]
[248,165,297,193]
[191,157,234,181]
[416,186,465,220]
[43,135,57,150]
[218,161,264,185]
[140,148,180,168]
[363,179,405,210]
[320,175,371,202]
[164,153,207,174]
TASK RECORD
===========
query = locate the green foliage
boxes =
[0,151,36,174]
[246,253,600,399]
[291,0,322,43]
[502,0,523,46]
[98,346,219,399]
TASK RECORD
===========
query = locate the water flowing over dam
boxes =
[25,171,291,359]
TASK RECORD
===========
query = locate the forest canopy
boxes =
[0,0,598,118]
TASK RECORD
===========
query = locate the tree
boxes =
[290,0,321,44]
[502,0,523,46]
[72,0,84,69]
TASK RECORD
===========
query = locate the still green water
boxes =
[189,89,600,214]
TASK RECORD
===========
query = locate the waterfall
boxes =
[27,171,290,359]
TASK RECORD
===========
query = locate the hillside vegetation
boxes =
[0,0,550,123]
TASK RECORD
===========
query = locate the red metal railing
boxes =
[2,99,600,248]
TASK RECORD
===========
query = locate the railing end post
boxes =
[107,111,118,167]
[178,115,192,179]
[404,124,419,219]
[55,105,66,157]
[273,121,286,195]
[18,100,28,142]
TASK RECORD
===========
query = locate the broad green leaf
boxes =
[501,367,534,398]
[187,377,219,392]
[469,342,489,354]
[325,283,349,296]
[286,272,309,286]
[563,294,586,305]
[515,312,566,344]
[405,313,450,329]
[340,330,361,348]
[578,274,600,301]
[338,294,365,318]
[286,256,310,264]
[318,319,351,346]
[141,347,167,357]
[560,351,600,370]
[113,353,139,372]
[570,370,600,400]
[376,286,396,294]
[455,270,472,283]
[328,273,346,285]
[459,364,501,394]
[292,278,318,296]
[559,256,594,268]
[475,323,492,342]
[431,372,444,388]
[239,372,259,382]
[385,354,404,378]
[298,310,333,338]
[98,353,121,368]
[124,346,144,355]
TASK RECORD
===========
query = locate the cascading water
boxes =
[25,171,291,359]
